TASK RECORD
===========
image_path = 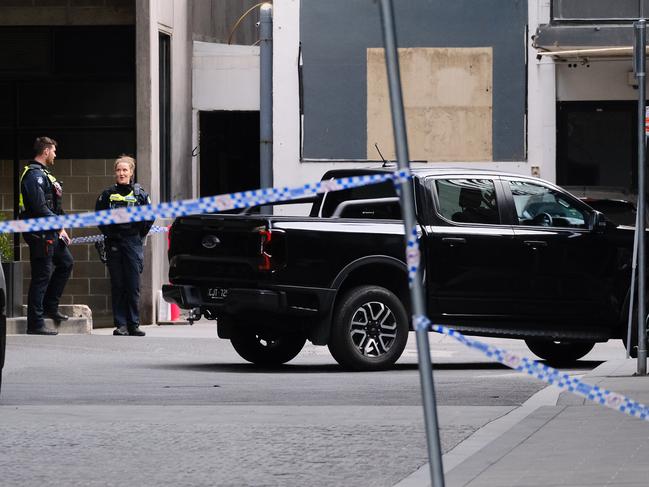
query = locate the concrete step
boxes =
[7,304,93,335]
[7,317,91,335]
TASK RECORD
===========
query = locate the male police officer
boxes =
[20,137,73,335]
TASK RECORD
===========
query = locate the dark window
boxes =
[0,26,136,160]
[435,179,499,224]
[159,32,171,202]
[314,179,398,218]
[552,0,649,21]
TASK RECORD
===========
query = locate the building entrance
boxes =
[557,101,637,191]
[198,111,260,197]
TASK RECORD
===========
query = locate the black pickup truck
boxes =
[163,168,640,370]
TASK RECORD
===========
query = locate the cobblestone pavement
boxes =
[0,405,512,487]
[0,326,613,486]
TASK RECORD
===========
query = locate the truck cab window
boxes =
[435,179,499,224]
[508,180,588,229]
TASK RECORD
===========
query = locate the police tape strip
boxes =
[1,170,410,235]
[413,315,649,421]
[68,225,169,245]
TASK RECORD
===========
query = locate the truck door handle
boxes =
[524,240,548,248]
[442,237,466,246]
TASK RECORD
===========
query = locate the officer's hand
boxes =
[59,229,71,245]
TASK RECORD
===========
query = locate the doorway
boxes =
[556,101,636,190]
[199,111,260,197]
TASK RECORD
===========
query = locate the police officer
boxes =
[95,155,153,337]
[20,137,73,335]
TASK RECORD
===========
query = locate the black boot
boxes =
[27,326,58,336]
[128,326,146,337]
[113,325,129,336]
[44,310,69,321]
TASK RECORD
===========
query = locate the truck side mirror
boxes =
[589,211,607,233]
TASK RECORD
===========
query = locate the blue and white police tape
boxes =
[68,225,169,245]
[0,170,410,235]
[406,227,420,285]
[413,315,649,421]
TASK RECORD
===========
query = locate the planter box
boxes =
[1,261,22,318]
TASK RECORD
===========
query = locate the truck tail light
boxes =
[258,228,286,272]
[259,229,273,271]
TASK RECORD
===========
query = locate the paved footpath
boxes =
[403,359,649,487]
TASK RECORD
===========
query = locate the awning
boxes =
[534,23,636,58]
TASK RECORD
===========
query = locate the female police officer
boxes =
[95,155,153,336]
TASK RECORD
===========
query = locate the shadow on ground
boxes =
[142,360,603,374]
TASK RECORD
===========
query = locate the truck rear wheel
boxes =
[525,339,595,365]
[230,327,306,366]
[328,285,408,371]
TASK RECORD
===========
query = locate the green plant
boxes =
[0,213,14,262]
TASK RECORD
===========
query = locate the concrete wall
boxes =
[193,42,260,111]
[136,0,192,325]
[0,0,134,25]
[192,0,260,45]
[528,0,557,183]
[557,60,644,101]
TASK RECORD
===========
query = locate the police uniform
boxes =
[19,161,73,333]
[95,183,153,335]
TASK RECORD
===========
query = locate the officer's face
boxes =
[43,145,56,165]
[115,162,133,185]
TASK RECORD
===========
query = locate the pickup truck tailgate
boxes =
[168,215,283,284]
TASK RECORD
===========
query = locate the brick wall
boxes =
[0,159,117,327]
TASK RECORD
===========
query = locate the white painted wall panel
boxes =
[192,41,260,111]
[557,60,642,101]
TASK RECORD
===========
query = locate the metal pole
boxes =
[635,19,647,375]
[378,1,445,485]
[260,3,273,214]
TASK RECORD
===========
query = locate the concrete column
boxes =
[136,0,159,326]
[528,0,557,182]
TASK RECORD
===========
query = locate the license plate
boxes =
[206,288,229,300]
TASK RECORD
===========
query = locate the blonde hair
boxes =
[114,155,136,172]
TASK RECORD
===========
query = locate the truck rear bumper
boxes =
[162,284,335,317]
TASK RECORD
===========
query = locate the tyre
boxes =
[230,327,306,366]
[525,339,595,365]
[328,285,409,371]
[0,315,5,396]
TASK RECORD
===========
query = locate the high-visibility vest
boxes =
[108,191,138,208]
[18,164,59,213]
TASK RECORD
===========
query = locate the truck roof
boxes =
[321,166,540,181]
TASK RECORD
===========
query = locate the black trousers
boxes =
[106,236,144,328]
[25,234,73,330]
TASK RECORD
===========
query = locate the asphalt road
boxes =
[0,324,624,486]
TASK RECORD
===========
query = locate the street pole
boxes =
[377,1,445,485]
[635,19,647,375]
[260,3,273,214]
